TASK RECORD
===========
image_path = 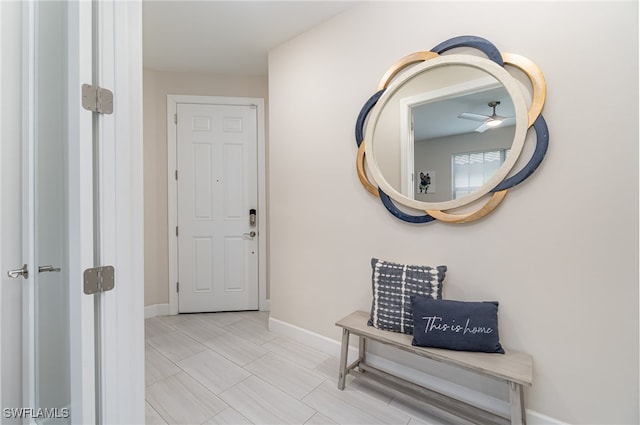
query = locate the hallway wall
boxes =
[143,69,268,307]
[268,2,638,423]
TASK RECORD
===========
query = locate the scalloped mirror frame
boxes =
[354,35,548,224]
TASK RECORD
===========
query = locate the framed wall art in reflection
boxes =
[416,171,435,196]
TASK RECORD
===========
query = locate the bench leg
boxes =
[509,381,526,425]
[338,328,350,390]
[358,335,367,368]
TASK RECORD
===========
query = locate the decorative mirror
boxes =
[355,36,548,223]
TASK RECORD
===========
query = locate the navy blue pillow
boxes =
[411,297,505,354]
[368,258,447,334]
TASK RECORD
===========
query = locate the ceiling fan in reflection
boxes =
[457,101,516,133]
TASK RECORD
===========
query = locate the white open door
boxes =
[5,1,144,424]
[17,2,96,422]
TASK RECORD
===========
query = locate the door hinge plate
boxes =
[83,265,115,294]
[82,84,114,114]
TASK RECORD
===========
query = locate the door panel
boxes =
[34,0,71,418]
[193,143,213,218]
[223,144,244,218]
[194,237,214,291]
[177,103,258,313]
[224,237,244,291]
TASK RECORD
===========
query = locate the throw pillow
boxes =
[368,258,447,334]
[411,296,505,354]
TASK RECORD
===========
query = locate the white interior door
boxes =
[2,1,143,423]
[18,1,96,423]
[177,103,259,313]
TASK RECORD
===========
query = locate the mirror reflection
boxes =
[370,64,516,203]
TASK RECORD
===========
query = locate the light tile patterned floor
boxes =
[145,311,452,425]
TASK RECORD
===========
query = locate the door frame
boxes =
[167,95,268,314]
[99,2,145,423]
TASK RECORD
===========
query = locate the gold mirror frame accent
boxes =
[354,36,548,224]
[356,142,379,197]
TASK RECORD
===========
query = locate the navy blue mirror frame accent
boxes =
[491,116,549,192]
[355,35,548,224]
[431,35,504,66]
[379,188,436,224]
[356,90,385,148]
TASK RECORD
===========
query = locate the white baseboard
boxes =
[526,410,569,425]
[144,303,169,319]
[268,317,567,425]
[269,317,347,358]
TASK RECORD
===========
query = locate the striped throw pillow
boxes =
[368,258,447,334]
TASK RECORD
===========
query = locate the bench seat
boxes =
[336,311,533,425]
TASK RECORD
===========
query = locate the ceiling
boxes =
[143,1,355,75]
[143,1,517,140]
[413,86,515,141]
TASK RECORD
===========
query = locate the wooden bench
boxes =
[336,311,533,425]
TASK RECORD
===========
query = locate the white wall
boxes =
[143,69,268,307]
[268,2,638,424]
[0,2,24,421]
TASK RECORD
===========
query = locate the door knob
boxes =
[243,231,256,238]
[38,265,61,273]
[7,264,29,279]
